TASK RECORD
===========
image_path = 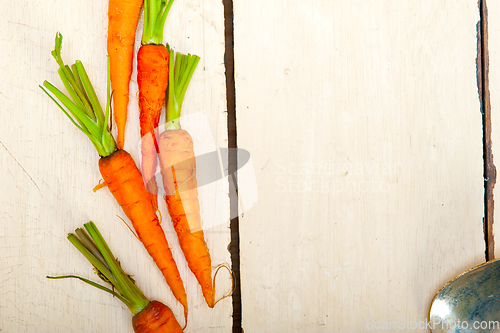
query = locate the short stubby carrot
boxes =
[133,300,183,333]
[40,33,188,325]
[159,129,215,307]
[47,222,183,333]
[107,0,143,149]
[137,44,170,210]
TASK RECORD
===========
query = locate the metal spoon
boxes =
[429,259,500,332]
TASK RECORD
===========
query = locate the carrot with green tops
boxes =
[107,0,143,149]
[137,0,175,211]
[47,221,183,333]
[158,49,224,308]
[40,33,188,325]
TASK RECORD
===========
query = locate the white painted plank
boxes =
[234,1,484,331]
[1,0,230,332]
[487,1,500,260]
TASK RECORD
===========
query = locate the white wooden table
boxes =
[1,0,493,332]
[234,1,485,332]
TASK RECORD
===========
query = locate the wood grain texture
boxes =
[488,2,500,261]
[234,1,485,331]
[1,0,230,332]
[479,0,495,261]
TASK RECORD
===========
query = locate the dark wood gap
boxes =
[223,0,242,331]
[478,0,496,261]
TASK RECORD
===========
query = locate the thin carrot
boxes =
[47,221,183,333]
[137,0,175,211]
[107,0,143,149]
[40,33,188,325]
[159,129,215,306]
[158,49,222,307]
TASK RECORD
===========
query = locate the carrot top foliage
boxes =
[142,0,175,45]
[47,221,151,315]
[40,32,116,157]
[165,47,200,130]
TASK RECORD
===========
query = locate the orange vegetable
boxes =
[107,0,143,149]
[159,129,215,307]
[137,44,170,210]
[40,33,187,326]
[159,50,233,307]
[133,301,183,333]
[100,149,188,316]
[136,0,175,210]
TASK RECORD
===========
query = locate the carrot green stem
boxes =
[142,0,175,45]
[47,275,124,300]
[74,228,108,268]
[165,46,200,130]
[47,222,150,315]
[40,32,116,157]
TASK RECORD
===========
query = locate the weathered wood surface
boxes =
[489,2,500,261]
[1,0,231,332]
[234,1,485,331]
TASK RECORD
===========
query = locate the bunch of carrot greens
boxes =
[48,221,183,333]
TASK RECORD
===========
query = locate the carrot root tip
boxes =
[213,263,235,307]
[92,180,107,192]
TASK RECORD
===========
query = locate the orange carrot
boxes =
[40,33,188,325]
[107,0,143,149]
[159,50,233,307]
[47,222,183,333]
[136,0,175,210]
[159,129,215,307]
[158,49,227,307]
[137,44,170,210]
[133,301,183,333]
[99,149,188,316]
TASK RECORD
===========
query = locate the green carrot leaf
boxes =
[142,0,175,45]
[48,222,150,315]
[165,46,200,130]
[40,84,88,135]
[46,275,127,303]
[75,61,104,125]
[51,33,96,120]
[42,32,117,157]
